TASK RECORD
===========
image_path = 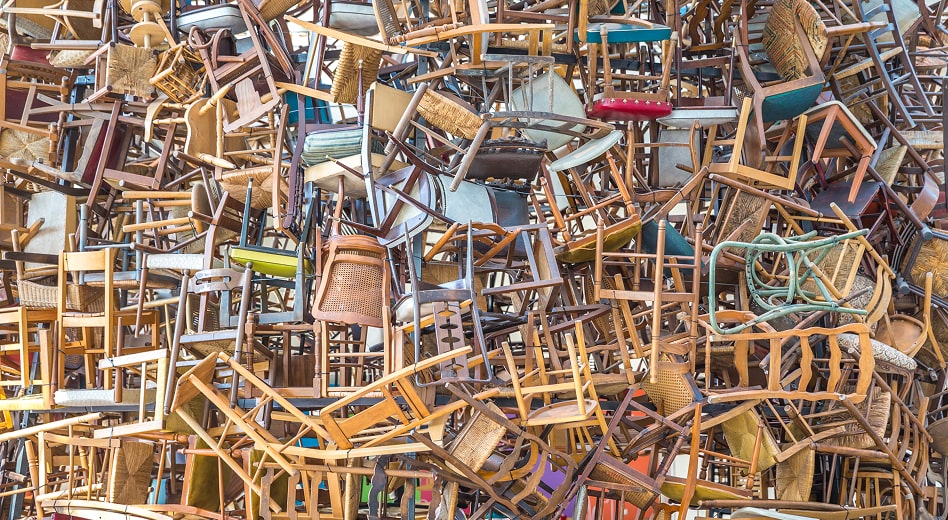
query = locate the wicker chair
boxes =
[311,233,391,398]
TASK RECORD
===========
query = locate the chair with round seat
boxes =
[502,319,618,461]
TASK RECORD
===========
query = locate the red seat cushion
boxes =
[587,97,673,121]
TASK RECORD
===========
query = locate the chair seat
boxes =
[578,22,672,43]
[145,253,205,271]
[555,214,641,264]
[549,130,623,172]
[229,247,312,278]
[837,332,917,370]
[301,126,364,167]
[323,1,380,35]
[760,83,824,123]
[54,387,155,407]
[525,399,598,426]
[658,107,739,128]
[660,476,752,505]
[731,507,818,519]
[587,97,673,122]
[304,153,406,198]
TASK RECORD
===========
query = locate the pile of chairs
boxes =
[0,0,946,516]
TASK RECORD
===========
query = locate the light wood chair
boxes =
[57,248,161,396]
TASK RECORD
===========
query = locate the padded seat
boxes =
[837,332,917,370]
[586,96,673,121]
[549,130,622,172]
[578,22,671,43]
[304,152,407,198]
[229,248,313,278]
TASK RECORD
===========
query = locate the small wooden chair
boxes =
[502,320,618,459]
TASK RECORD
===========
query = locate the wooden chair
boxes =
[0,55,71,173]
[582,24,677,123]
[793,101,878,203]
[502,319,618,460]
[311,233,391,398]
[0,0,106,50]
[170,348,480,519]
[594,218,703,382]
[700,312,876,403]
[186,0,293,133]
[828,1,935,129]
[57,248,161,395]
[379,82,492,190]
[706,97,809,191]
[731,0,826,164]
[537,130,642,264]
[378,0,555,66]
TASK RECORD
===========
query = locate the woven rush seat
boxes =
[901,130,943,150]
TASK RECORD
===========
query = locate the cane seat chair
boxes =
[311,233,391,398]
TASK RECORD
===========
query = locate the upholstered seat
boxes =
[837,332,917,370]
[578,22,671,43]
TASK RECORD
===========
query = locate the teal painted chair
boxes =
[733,0,827,157]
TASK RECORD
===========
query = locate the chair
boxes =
[790,101,878,203]
[0,55,71,173]
[706,229,871,334]
[380,83,492,190]
[170,348,479,519]
[828,1,935,129]
[295,82,413,236]
[706,97,809,191]
[583,24,677,122]
[59,348,171,436]
[538,130,642,264]
[186,0,293,133]
[732,0,827,161]
[166,266,253,411]
[227,179,316,326]
[378,0,556,65]
[594,218,703,383]
[700,312,876,403]
[502,319,618,459]
[311,233,391,398]
[395,224,493,387]
[0,0,106,50]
